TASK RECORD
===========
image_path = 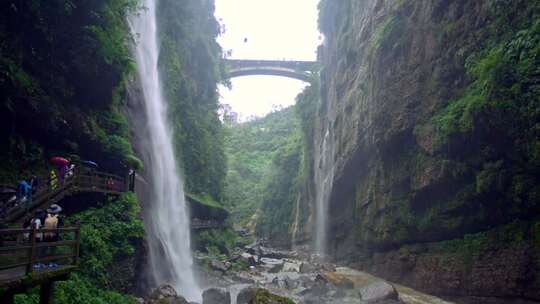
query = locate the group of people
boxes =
[23,203,64,269]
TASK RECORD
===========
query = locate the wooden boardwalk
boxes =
[0,227,80,303]
[1,168,129,224]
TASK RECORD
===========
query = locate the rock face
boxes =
[294,0,540,301]
[145,285,189,304]
[202,287,231,304]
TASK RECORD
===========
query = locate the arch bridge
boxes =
[224,59,318,82]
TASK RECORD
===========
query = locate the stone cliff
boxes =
[297,0,540,301]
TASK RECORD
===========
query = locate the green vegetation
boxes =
[15,193,144,304]
[0,0,142,181]
[157,0,226,203]
[223,107,300,225]
[252,288,295,304]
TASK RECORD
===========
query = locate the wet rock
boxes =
[302,275,330,297]
[145,284,189,304]
[320,271,354,289]
[241,252,260,266]
[260,257,284,273]
[272,276,288,289]
[299,262,318,273]
[283,276,299,290]
[259,246,289,259]
[321,263,336,272]
[282,261,300,272]
[202,287,231,304]
[236,286,258,304]
[232,272,256,284]
[359,281,399,303]
[210,259,230,273]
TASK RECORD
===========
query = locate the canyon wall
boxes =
[303,0,540,301]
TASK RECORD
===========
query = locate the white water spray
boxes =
[128,1,200,300]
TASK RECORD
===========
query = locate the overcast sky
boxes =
[215,0,320,121]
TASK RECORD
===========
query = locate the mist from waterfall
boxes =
[128,0,200,301]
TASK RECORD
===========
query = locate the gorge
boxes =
[1,0,539,303]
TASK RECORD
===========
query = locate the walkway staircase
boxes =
[1,168,128,224]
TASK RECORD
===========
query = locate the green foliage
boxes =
[68,192,144,289]
[193,228,237,255]
[252,288,295,304]
[0,0,141,175]
[256,134,303,239]
[223,107,300,225]
[156,0,226,203]
[15,193,143,303]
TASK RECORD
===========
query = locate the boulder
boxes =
[241,252,260,266]
[260,257,284,273]
[320,272,354,289]
[145,284,189,304]
[321,263,336,272]
[202,287,230,304]
[299,262,318,273]
[210,259,230,273]
[283,276,299,290]
[272,276,288,289]
[236,286,258,304]
[359,281,399,303]
[259,246,288,259]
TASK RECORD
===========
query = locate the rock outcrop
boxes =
[202,287,231,304]
[144,285,189,304]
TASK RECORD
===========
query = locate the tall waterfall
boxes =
[313,127,334,256]
[128,0,200,301]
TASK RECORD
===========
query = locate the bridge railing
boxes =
[0,225,80,276]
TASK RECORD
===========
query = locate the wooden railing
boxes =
[0,226,80,278]
[1,168,128,223]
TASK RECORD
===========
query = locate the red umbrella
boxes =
[50,156,70,167]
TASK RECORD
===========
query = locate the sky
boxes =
[214,0,321,121]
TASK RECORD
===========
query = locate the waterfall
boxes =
[313,127,334,256]
[128,0,201,301]
[290,195,301,247]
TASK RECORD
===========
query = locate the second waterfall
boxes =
[128,0,201,301]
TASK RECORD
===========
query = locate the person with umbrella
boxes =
[50,157,70,185]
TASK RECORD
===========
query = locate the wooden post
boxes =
[74,223,81,266]
[26,226,37,274]
[39,281,55,304]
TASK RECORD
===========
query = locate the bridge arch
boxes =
[224,59,318,82]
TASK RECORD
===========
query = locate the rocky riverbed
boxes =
[191,241,454,304]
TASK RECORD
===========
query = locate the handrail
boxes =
[0,225,81,278]
[1,167,130,223]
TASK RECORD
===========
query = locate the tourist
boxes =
[43,204,62,267]
[17,180,32,212]
[49,169,57,190]
[29,175,39,195]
